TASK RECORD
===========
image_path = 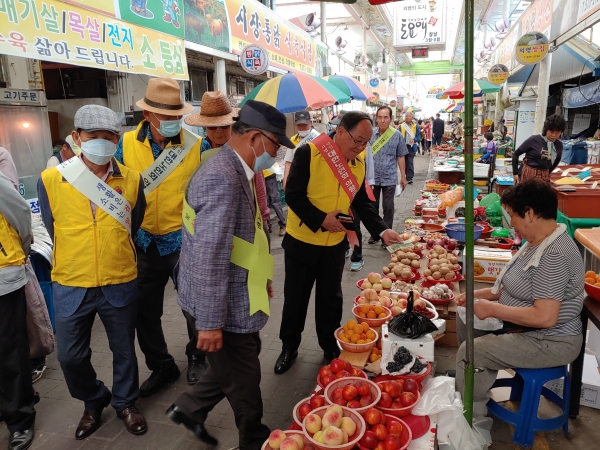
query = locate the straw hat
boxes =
[185,91,239,127]
[136,78,193,116]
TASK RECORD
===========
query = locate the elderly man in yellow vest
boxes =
[38,105,148,439]
[114,78,206,393]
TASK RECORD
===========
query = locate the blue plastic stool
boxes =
[487,366,570,447]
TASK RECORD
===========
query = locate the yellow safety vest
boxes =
[122,121,202,236]
[286,142,365,246]
[291,134,301,146]
[41,161,141,287]
[0,212,25,270]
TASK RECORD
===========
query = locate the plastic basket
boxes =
[444,224,484,242]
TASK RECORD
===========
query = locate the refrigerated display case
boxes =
[0,88,52,206]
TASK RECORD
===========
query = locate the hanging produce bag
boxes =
[388,292,438,339]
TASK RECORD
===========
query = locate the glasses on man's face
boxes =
[345,128,370,148]
[207,125,230,131]
[258,131,281,151]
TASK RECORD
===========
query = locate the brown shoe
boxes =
[75,394,111,440]
[117,404,147,435]
[279,227,286,236]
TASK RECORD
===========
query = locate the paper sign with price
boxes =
[473,248,513,284]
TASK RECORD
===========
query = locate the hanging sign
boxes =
[239,44,270,75]
[392,0,446,51]
[390,100,397,107]
[369,78,380,88]
[514,31,549,65]
[487,64,509,85]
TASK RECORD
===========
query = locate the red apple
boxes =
[335,370,350,379]
[400,392,417,407]
[384,381,402,398]
[319,366,333,379]
[351,368,364,378]
[383,433,401,450]
[364,407,382,426]
[360,394,374,407]
[403,379,419,395]
[374,442,386,450]
[322,374,336,387]
[377,392,392,408]
[310,394,325,409]
[395,379,405,392]
[342,385,358,401]
[345,360,353,372]
[392,399,404,409]
[379,411,387,426]
[333,397,347,406]
[347,400,361,409]
[298,402,312,418]
[355,381,371,397]
[372,424,388,441]
[387,421,403,437]
[359,431,378,449]
[332,388,344,400]
[330,358,346,374]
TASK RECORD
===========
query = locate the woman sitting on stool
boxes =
[454,179,584,404]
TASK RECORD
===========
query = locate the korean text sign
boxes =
[393,0,446,49]
[0,0,189,79]
[227,0,325,76]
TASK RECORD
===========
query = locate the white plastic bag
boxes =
[457,305,503,331]
[438,395,492,450]
[395,184,403,197]
[412,376,457,416]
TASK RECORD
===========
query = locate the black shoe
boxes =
[324,349,341,362]
[187,356,206,385]
[140,363,180,398]
[445,370,456,378]
[381,242,387,249]
[8,429,34,450]
[274,349,298,374]
[368,237,380,244]
[408,180,413,184]
[166,404,218,446]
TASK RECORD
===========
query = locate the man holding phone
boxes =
[274,112,403,374]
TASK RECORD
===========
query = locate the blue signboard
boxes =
[563,80,600,109]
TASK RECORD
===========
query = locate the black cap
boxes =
[294,110,311,125]
[235,100,294,148]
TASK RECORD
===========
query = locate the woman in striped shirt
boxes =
[455,179,584,403]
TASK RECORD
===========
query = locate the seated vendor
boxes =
[476,132,496,164]
[455,179,584,404]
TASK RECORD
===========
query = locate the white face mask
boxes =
[79,138,116,165]
[298,129,310,138]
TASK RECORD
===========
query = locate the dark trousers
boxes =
[280,236,345,354]
[55,287,138,411]
[373,185,395,230]
[350,206,362,262]
[0,287,36,434]
[406,151,415,181]
[432,136,442,146]
[264,175,286,228]
[136,242,203,370]
[174,331,270,450]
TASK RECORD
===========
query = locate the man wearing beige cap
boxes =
[114,78,205,395]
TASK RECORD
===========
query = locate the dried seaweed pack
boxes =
[388,292,438,339]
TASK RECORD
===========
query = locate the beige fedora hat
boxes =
[136,77,194,116]
[185,91,240,127]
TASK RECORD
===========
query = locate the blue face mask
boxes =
[252,136,276,173]
[79,138,116,165]
[153,113,182,138]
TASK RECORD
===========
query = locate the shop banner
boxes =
[59,1,185,38]
[392,0,446,50]
[552,0,600,41]
[562,79,600,108]
[0,0,188,79]
[184,0,326,76]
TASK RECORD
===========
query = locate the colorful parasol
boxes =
[323,75,376,101]
[443,103,463,113]
[436,79,500,99]
[239,73,350,113]
[401,106,421,114]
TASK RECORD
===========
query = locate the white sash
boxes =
[141,128,200,195]
[56,157,132,234]
[401,122,416,142]
[294,129,320,150]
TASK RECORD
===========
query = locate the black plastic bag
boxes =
[388,292,438,339]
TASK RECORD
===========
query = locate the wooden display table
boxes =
[570,228,600,418]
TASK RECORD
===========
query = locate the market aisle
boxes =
[2,153,600,449]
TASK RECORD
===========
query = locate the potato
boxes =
[422,269,432,277]
[445,272,455,280]
[432,271,442,280]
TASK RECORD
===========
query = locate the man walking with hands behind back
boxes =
[432,113,445,147]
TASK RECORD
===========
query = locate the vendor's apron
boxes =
[520,158,550,182]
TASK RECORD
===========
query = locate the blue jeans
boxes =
[55,287,139,411]
[432,136,442,146]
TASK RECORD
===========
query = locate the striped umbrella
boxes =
[239,73,350,113]
[443,103,463,113]
[436,79,500,99]
[323,75,376,101]
[401,106,421,114]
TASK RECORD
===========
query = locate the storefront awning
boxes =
[550,42,600,85]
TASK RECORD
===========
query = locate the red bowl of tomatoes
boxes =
[373,380,421,418]
[356,414,412,450]
[317,359,368,389]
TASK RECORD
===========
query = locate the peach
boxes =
[313,431,324,443]
[280,437,299,450]
[268,430,287,449]
[289,434,305,450]
[380,297,392,308]
[362,280,373,289]
[322,407,343,428]
[372,283,383,291]
[341,429,349,444]
[305,414,322,434]
[340,416,356,436]
[323,426,344,446]
[364,289,378,301]
[367,272,382,284]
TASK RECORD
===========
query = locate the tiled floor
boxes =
[3,153,600,449]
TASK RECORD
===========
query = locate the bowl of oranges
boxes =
[336,320,379,353]
[585,271,600,303]
[352,305,392,327]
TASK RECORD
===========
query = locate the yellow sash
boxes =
[370,126,396,157]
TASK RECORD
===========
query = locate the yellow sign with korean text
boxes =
[226,0,327,76]
[487,64,509,85]
[514,32,549,65]
[0,0,188,80]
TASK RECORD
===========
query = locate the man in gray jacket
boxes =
[166,100,294,450]
[0,171,36,450]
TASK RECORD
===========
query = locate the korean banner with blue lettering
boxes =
[0,0,189,79]
[562,80,600,109]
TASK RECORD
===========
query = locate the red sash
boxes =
[312,133,372,249]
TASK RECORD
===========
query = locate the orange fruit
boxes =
[374,306,383,315]
[351,334,360,343]
[358,312,366,318]
[595,282,600,287]
[367,311,377,319]
[357,339,365,344]
[346,328,354,337]
[368,304,375,311]
[353,324,363,334]
[586,277,596,284]
[366,330,376,340]
[369,354,378,363]
[365,338,372,343]
[339,334,350,343]
[378,312,387,319]
[586,271,597,279]
[361,322,370,332]
[347,319,357,329]
[360,333,367,340]
[360,304,370,314]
